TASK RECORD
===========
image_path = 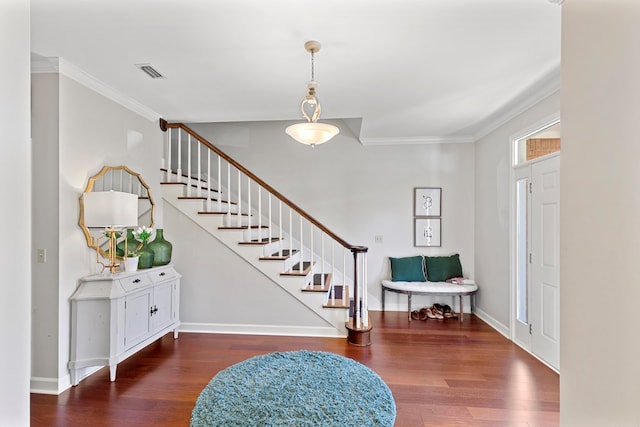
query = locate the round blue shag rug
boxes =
[190,350,396,427]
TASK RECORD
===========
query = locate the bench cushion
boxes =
[425,254,463,282]
[381,279,478,295]
[389,256,425,282]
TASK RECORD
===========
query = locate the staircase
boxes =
[159,121,371,345]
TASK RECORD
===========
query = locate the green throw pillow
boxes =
[390,256,425,282]
[425,254,463,282]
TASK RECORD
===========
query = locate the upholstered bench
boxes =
[381,279,478,323]
[382,254,478,323]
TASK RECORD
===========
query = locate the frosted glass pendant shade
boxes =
[285,122,339,147]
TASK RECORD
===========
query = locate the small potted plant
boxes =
[133,225,155,268]
[123,250,139,272]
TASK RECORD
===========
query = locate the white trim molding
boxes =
[179,322,346,338]
[472,307,511,339]
[474,64,561,141]
[360,135,475,146]
[30,56,161,122]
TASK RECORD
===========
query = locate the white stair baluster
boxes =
[176,130,182,184]
[186,134,192,197]
[278,201,283,257]
[226,161,231,215]
[331,241,335,304]
[258,186,262,238]
[343,249,347,306]
[299,215,303,273]
[309,224,314,280]
[166,128,172,181]
[321,233,325,290]
[247,179,252,233]
[267,192,271,244]
[206,150,211,211]
[363,252,369,328]
[237,169,242,227]
[197,140,202,197]
[217,156,222,212]
[289,208,293,262]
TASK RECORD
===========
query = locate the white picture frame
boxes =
[414,218,441,247]
[414,187,441,217]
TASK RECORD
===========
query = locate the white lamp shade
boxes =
[285,122,340,146]
[83,191,139,227]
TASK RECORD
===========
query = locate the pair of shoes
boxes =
[442,304,455,318]
[432,304,445,318]
[426,306,443,320]
[419,307,429,320]
[411,310,421,320]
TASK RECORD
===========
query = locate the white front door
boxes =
[513,166,531,348]
[530,155,560,370]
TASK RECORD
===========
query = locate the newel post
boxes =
[346,246,372,346]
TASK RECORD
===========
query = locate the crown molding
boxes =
[31,56,59,74]
[359,134,475,146]
[472,63,561,141]
[31,56,161,122]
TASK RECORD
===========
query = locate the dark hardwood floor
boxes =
[31,311,559,426]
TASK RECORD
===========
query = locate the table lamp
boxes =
[83,190,139,273]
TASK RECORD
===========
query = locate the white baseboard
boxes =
[179,322,347,338]
[472,307,511,339]
[30,374,71,395]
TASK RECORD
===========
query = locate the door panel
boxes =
[530,155,560,370]
[513,167,531,349]
[125,290,153,349]
[152,282,175,332]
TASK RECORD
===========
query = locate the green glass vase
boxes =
[116,229,141,257]
[148,228,173,266]
[137,242,155,269]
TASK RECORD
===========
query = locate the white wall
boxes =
[190,121,475,312]
[0,0,31,424]
[474,91,560,332]
[164,202,334,331]
[30,69,164,392]
[31,73,61,387]
[561,2,640,425]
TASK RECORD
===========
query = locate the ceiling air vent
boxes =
[135,63,165,79]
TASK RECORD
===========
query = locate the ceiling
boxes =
[30,0,561,145]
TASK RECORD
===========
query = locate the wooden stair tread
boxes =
[178,196,232,203]
[259,249,298,261]
[238,237,281,245]
[219,225,269,230]
[281,261,313,276]
[197,211,251,216]
[323,285,350,309]
[161,168,208,184]
[302,273,333,292]
[167,183,222,194]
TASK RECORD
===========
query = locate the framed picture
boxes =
[414,218,441,247]
[414,187,441,217]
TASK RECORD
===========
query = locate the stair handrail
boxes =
[161,120,366,254]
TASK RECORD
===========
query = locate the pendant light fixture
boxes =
[285,40,339,147]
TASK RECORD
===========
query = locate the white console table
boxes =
[69,265,181,386]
